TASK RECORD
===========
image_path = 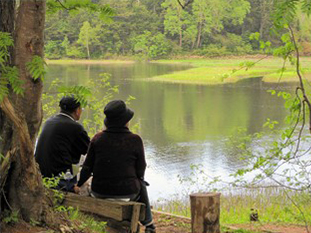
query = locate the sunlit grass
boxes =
[151,57,311,84]
[153,188,311,226]
[46,57,311,84]
[67,208,107,233]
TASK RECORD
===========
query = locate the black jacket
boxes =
[78,127,146,196]
[35,113,90,177]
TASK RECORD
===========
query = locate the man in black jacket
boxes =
[35,96,90,192]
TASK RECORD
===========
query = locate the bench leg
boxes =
[130,204,141,233]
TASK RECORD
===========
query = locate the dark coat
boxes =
[35,114,90,177]
[77,127,146,196]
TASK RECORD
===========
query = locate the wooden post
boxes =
[130,204,141,233]
[190,192,221,233]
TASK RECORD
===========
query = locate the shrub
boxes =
[45,40,64,59]
[301,41,311,55]
[193,44,229,57]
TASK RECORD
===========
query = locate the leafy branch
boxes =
[47,0,115,22]
[0,32,23,101]
[26,55,47,81]
[177,0,194,9]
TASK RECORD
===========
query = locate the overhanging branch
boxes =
[177,0,193,9]
[288,25,311,134]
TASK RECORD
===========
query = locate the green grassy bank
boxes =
[151,56,311,84]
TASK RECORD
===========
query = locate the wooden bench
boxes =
[63,192,145,233]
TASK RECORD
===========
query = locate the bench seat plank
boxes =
[63,192,145,222]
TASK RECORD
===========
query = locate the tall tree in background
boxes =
[259,0,273,40]
[162,0,191,47]
[192,0,250,48]
[77,21,100,59]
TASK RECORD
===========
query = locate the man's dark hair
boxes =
[59,96,80,113]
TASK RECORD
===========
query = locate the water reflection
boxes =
[45,63,296,201]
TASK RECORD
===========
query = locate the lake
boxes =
[45,62,296,202]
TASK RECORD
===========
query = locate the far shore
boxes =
[46,59,135,65]
[46,57,311,84]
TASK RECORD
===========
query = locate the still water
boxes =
[45,62,295,201]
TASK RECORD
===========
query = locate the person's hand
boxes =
[73,185,80,194]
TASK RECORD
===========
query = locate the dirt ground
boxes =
[2,211,309,233]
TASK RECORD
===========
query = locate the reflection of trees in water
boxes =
[155,81,290,143]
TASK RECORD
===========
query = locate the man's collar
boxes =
[58,113,76,121]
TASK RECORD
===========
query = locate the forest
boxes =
[1,0,311,232]
[45,0,311,60]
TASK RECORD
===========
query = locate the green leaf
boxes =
[58,85,92,107]
[26,55,47,81]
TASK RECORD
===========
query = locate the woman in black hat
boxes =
[75,100,156,233]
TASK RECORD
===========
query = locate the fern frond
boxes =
[26,55,47,81]
[273,0,299,29]
[99,4,115,23]
[46,0,114,22]
[58,85,92,107]
[0,32,13,68]
[0,32,14,50]
[302,0,311,16]
[0,77,9,101]
[6,67,24,96]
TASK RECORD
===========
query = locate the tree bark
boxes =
[179,28,183,47]
[196,21,202,48]
[259,0,272,40]
[14,0,45,142]
[0,0,15,57]
[190,192,221,233]
[0,0,15,157]
[86,38,91,59]
[1,0,55,223]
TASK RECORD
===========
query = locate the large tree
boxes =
[0,0,113,224]
[0,0,49,222]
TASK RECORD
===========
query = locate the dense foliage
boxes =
[44,0,311,60]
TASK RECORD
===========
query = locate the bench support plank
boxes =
[63,192,145,232]
[130,204,141,233]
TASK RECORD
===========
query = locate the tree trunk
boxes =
[179,28,183,47]
[1,0,55,223]
[196,21,202,48]
[0,0,15,57]
[14,0,45,143]
[0,0,15,157]
[259,0,272,40]
[86,37,90,59]
[190,192,221,233]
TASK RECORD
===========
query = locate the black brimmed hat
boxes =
[59,96,81,112]
[104,100,134,127]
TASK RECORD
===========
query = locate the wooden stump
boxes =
[190,192,221,233]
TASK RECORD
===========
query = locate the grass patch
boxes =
[67,207,107,233]
[153,188,311,226]
[221,226,260,233]
[150,57,311,84]
[46,57,311,84]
